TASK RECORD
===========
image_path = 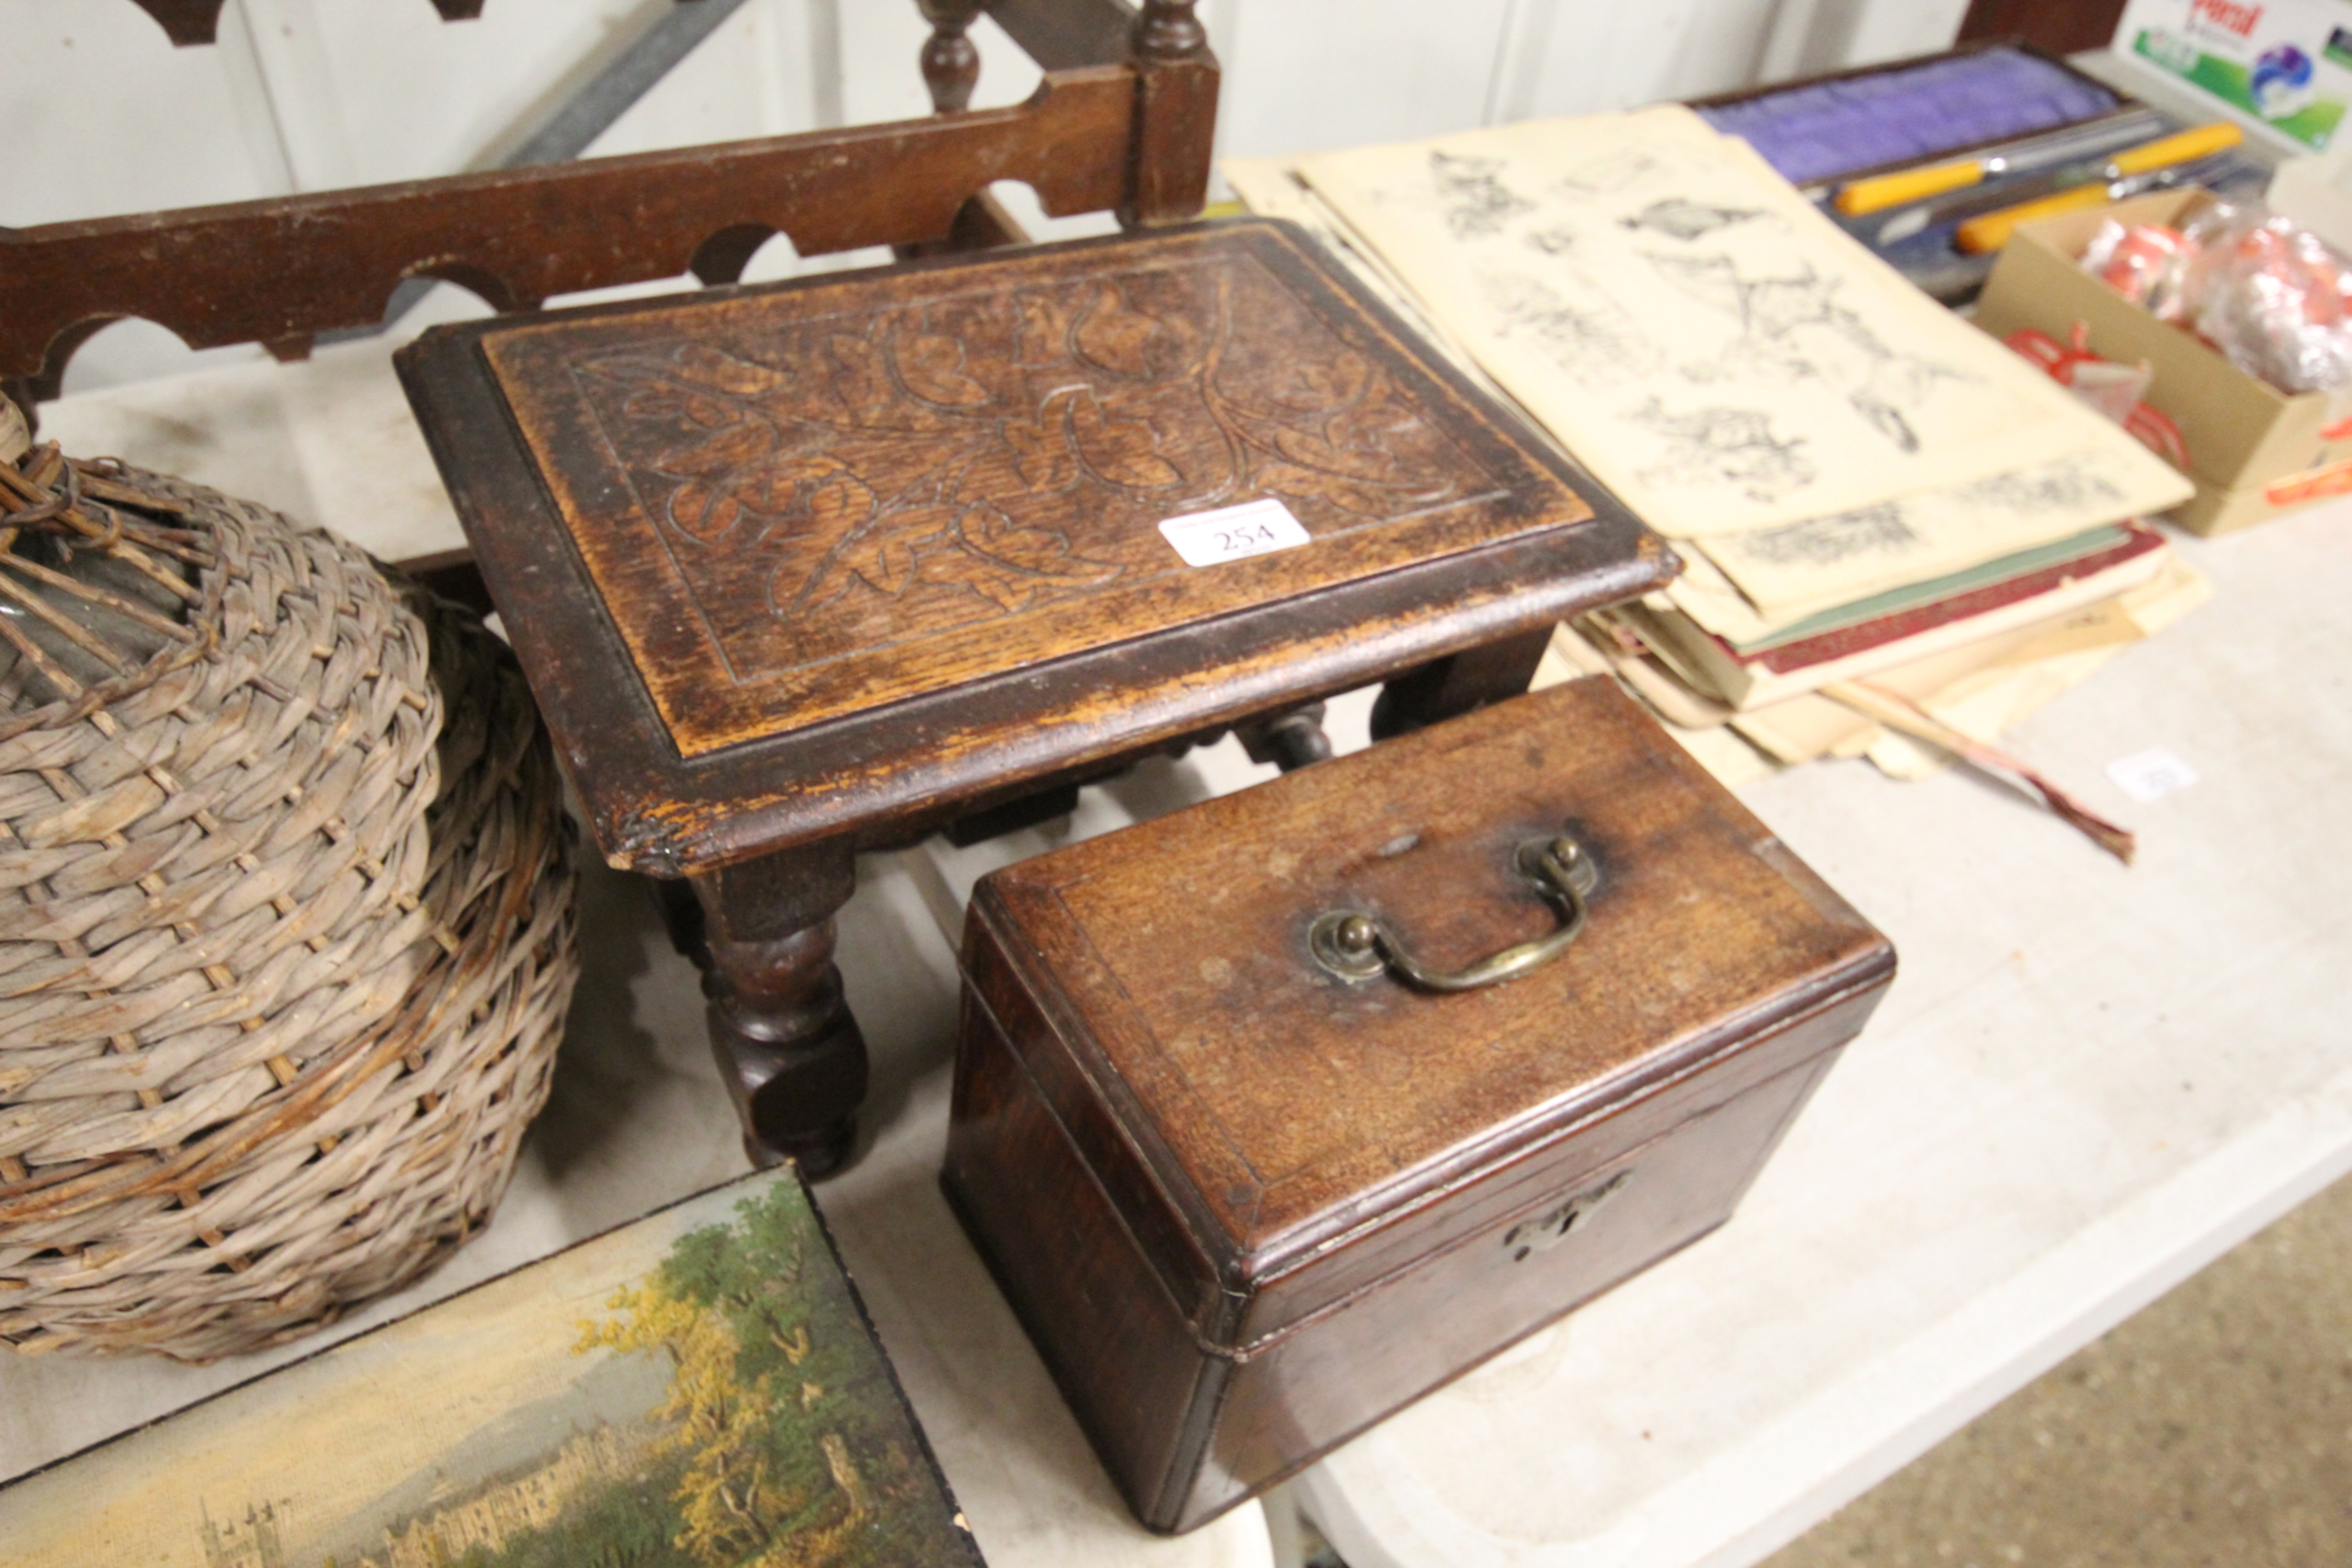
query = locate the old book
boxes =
[1727,552,2208,766]
[1292,106,2189,563]
[0,1172,983,1568]
[1679,451,2178,621]
[1619,521,2170,708]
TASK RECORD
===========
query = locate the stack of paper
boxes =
[1226,106,2204,790]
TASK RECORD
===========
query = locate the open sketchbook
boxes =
[1292,108,2191,612]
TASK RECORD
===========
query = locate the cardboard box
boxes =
[2185,451,2352,531]
[1973,187,2352,534]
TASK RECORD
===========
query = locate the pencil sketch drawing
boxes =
[1290,106,2191,539]
[1953,458,2124,515]
[1430,152,1534,237]
[1648,252,1961,455]
[1482,272,1664,390]
[1618,198,1768,242]
[1632,398,1816,504]
[1731,502,1922,566]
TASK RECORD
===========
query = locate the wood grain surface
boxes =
[946,676,1896,1530]
[400,220,1666,872]
[477,220,1588,755]
[970,674,1893,1268]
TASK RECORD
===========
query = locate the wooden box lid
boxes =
[397,221,1671,872]
[964,676,1895,1345]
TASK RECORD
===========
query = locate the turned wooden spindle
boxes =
[1133,0,1210,60]
[918,0,985,114]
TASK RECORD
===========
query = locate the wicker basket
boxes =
[0,446,579,1361]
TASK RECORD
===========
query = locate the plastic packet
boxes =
[2005,323,2186,467]
[2080,218,2197,321]
[2177,199,2352,395]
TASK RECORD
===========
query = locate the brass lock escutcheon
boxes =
[1308,829,1599,993]
[1502,1169,1632,1262]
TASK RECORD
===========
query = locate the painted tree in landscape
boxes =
[576,1184,973,1568]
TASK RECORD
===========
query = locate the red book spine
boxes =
[1743,524,2166,676]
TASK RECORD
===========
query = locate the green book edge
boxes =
[1726,524,2135,655]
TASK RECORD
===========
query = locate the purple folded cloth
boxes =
[1698,48,2120,186]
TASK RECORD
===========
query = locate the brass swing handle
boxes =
[1308,832,1599,993]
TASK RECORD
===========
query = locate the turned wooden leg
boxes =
[652,874,706,963]
[690,843,866,1177]
[1370,627,1557,741]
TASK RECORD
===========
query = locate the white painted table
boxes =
[8,335,2349,1568]
[1294,503,2352,1568]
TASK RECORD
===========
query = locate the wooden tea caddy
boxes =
[945,675,1897,1531]
[397,218,1672,1172]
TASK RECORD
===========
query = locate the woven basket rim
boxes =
[0,453,231,747]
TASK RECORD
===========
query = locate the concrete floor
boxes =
[1760,1169,2352,1568]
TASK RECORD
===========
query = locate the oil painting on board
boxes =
[0,1172,983,1568]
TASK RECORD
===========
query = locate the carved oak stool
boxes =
[398,219,1670,1174]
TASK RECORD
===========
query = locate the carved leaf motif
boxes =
[668,476,742,543]
[782,479,957,611]
[678,392,740,428]
[1323,381,1429,460]
[928,503,1123,612]
[687,454,873,570]
[1002,387,1080,492]
[583,350,764,432]
[1269,423,1414,485]
[659,419,775,479]
[1074,282,1165,380]
[764,466,899,610]
[892,323,992,407]
[1276,353,1371,414]
[732,454,869,525]
[820,330,962,432]
[826,333,897,421]
[670,343,789,397]
[858,533,921,597]
[621,387,739,429]
[1015,293,1074,366]
[1065,389,1181,490]
[913,549,1025,611]
[1208,354,1456,516]
[803,469,875,540]
[963,501,1120,583]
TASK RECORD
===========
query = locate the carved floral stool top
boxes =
[397,218,1671,1172]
